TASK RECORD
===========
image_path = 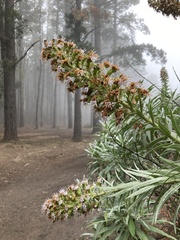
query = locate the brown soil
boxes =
[0,127,95,240]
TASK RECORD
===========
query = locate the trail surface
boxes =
[0,127,93,240]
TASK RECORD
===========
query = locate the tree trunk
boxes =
[35,57,42,129]
[64,0,73,129]
[35,0,43,129]
[67,92,73,128]
[18,38,25,127]
[1,0,18,141]
[94,0,101,56]
[92,0,101,134]
[40,64,45,127]
[73,0,82,141]
[18,1,25,127]
[73,89,82,141]
[52,79,57,128]
[52,0,60,128]
[113,0,118,65]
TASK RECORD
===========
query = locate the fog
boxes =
[134,0,180,91]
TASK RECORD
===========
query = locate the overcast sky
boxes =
[133,0,180,90]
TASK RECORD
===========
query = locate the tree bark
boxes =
[92,0,101,134]
[52,0,61,128]
[113,0,117,65]
[35,57,42,129]
[52,79,57,128]
[64,0,73,129]
[73,0,82,141]
[1,0,18,141]
[40,64,45,127]
[67,92,73,129]
[73,89,82,141]
[18,7,25,128]
[35,0,43,129]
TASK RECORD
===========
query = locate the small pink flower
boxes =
[53,193,59,201]
[80,196,84,203]
[81,178,88,185]
[47,41,52,47]
[65,76,75,82]
[57,43,63,49]
[59,189,68,195]
[83,87,89,93]
[57,66,65,73]
[70,184,79,190]
[58,200,63,205]
[82,204,87,211]
[108,79,113,86]
[85,184,91,190]
[41,203,47,212]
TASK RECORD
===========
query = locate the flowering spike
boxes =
[41,178,102,221]
[42,38,149,124]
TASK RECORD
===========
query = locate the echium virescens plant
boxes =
[42,177,102,221]
[42,38,179,144]
[160,66,171,110]
[42,38,180,239]
[42,38,149,124]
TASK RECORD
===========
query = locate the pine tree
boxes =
[0,0,18,141]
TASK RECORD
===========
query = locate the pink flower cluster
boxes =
[42,178,102,221]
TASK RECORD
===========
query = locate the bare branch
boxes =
[15,40,39,66]
[12,0,22,7]
[0,40,39,79]
[81,27,97,42]
[129,63,162,93]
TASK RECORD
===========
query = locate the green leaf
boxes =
[128,185,155,198]
[173,204,180,233]
[158,119,170,136]
[121,230,131,240]
[128,218,136,237]
[103,211,108,222]
[153,183,180,223]
[136,227,154,240]
[148,102,155,124]
[115,225,126,239]
[163,143,180,151]
[170,112,180,136]
[147,225,177,240]
[155,154,179,168]
[145,136,167,150]
[100,225,120,240]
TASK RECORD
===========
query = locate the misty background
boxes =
[134,0,180,90]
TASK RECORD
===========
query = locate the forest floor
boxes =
[0,126,96,240]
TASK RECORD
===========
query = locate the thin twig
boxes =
[107,125,161,167]
[81,27,97,42]
[135,143,147,170]
[15,40,39,66]
[129,63,162,92]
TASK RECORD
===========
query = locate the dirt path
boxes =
[0,127,95,240]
